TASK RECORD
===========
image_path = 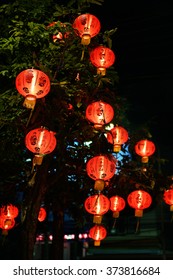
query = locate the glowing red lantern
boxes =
[86,154,116,191]
[15,69,50,109]
[109,195,126,218]
[127,190,152,217]
[86,100,114,130]
[25,127,57,165]
[90,46,116,75]
[47,21,68,42]
[0,204,19,219]
[72,13,101,45]
[163,188,173,211]
[0,217,15,235]
[89,225,107,246]
[67,103,73,110]
[84,194,110,224]
[135,139,155,163]
[107,125,128,153]
[38,207,47,222]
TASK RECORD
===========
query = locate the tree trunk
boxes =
[50,208,64,259]
[21,160,50,259]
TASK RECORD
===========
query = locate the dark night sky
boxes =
[91,0,173,174]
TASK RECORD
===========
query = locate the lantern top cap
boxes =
[74,13,100,20]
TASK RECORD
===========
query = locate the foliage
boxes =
[0,0,122,184]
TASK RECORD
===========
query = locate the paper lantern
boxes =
[15,69,50,109]
[0,204,19,219]
[89,225,107,246]
[72,13,101,45]
[135,139,155,163]
[84,194,110,224]
[86,100,114,130]
[86,154,116,191]
[163,188,173,211]
[0,217,15,235]
[109,195,126,218]
[38,207,47,222]
[25,127,57,165]
[90,46,116,75]
[127,190,152,217]
[107,125,128,152]
[47,21,68,42]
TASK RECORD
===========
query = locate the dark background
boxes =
[91,0,173,174]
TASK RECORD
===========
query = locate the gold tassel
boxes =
[31,158,36,174]
[81,49,85,61]
[26,108,34,127]
[112,218,117,229]
[135,217,140,233]
[28,171,37,187]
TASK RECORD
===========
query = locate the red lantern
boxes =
[86,100,114,130]
[109,195,126,218]
[15,69,50,109]
[107,125,128,152]
[86,154,116,191]
[90,46,116,75]
[163,188,173,211]
[0,204,19,219]
[38,207,47,222]
[47,21,69,42]
[89,225,107,246]
[0,217,15,235]
[25,127,57,165]
[127,190,152,217]
[72,13,101,45]
[135,139,155,163]
[84,194,110,224]
[67,103,73,110]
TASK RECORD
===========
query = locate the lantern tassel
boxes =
[135,217,140,233]
[31,157,37,174]
[1,233,8,245]
[112,218,117,229]
[171,213,173,223]
[28,171,37,187]
[81,49,85,61]
[2,229,8,236]
[26,108,34,127]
